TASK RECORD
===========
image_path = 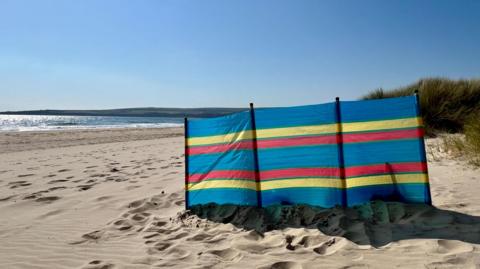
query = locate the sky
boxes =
[0,0,479,111]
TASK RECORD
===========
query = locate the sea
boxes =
[0,114,183,132]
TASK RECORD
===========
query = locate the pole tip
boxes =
[335,97,340,102]
[250,103,254,108]
[414,90,419,95]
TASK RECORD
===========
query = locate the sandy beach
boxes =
[1,128,480,269]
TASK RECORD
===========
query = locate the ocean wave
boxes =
[0,115,183,132]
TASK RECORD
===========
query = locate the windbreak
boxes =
[185,96,431,208]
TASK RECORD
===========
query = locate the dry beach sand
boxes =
[1,128,480,269]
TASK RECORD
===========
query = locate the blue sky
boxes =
[1,0,479,110]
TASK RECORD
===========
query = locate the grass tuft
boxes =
[362,78,480,136]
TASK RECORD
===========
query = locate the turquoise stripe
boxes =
[255,102,337,129]
[261,188,344,208]
[188,149,255,174]
[346,183,431,206]
[188,110,252,137]
[188,188,258,207]
[258,145,340,170]
[343,139,425,167]
[341,96,418,123]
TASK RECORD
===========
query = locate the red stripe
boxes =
[188,162,427,183]
[188,141,254,155]
[188,135,338,155]
[188,170,256,183]
[342,128,423,143]
[260,167,341,180]
[345,162,427,178]
[188,129,423,155]
[257,135,338,148]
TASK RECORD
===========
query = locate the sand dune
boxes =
[1,129,479,268]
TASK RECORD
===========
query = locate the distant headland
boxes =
[0,107,246,118]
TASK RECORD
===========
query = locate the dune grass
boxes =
[362,78,480,166]
[362,78,480,136]
[464,115,480,166]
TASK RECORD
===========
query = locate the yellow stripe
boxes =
[187,123,338,146]
[188,129,254,146]
[342,117,421,133]
[256,124,339,139]
[187,117,421,146]
[187,179,257,191]
[347,173,428,188]
[260,178,343,190]
[187,174,428,191]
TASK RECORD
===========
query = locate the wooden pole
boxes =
[184,117,189,209]
[335,97,347,207]
[414,90,432,205]
[249,103,262,208]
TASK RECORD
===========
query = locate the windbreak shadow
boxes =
[185,201,480,248]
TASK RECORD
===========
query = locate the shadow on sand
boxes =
[185,201,480,248]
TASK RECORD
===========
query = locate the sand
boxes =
[1,128,480,269]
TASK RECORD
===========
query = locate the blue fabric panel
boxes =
[187,110,257,206]
[340,96,419,123]
[188,188,258,207]
[255,104,343,207]
[261,188,344,208]
[343,139,425,167]
[346,184,432,206]
[258,145,340,170]
[188,149,255,175]
[255,102,337,129]
[188,110,252,137]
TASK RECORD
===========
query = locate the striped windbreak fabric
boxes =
[185,96,431,208]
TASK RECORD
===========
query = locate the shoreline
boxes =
[0,127,184,154]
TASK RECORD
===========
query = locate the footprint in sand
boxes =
[431,240,474,255]
[39,209,63,219]
[153,242,172,251]
[425,257,473,269]
[48,179,69,184]
[207,248,242,262]
[259,261,303,269]
[340,265,369,269]
[81,260,115,269]
[0,195,16,202]
[186,232,213,242]
[48,186,67,191]
[78,184,96,191]
[313,238,348,256]
[17,174,34,178]
[174,200,184,206]
[35,196,61,203]
[8,181,32,189]
[95,196,112,202]
[91,173,108,178]
[296,235,329,248]
[74,230,104,243]
[163,247,191,260]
